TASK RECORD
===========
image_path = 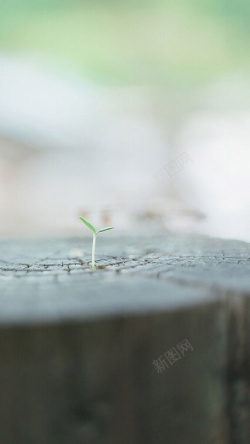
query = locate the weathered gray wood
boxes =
[0,234,249,444]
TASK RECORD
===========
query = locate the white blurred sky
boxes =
[0,54,250,242]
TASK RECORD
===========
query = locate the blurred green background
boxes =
[1,0,250,85]
[1,0,250,240]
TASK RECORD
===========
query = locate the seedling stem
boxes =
[92,233,96,270]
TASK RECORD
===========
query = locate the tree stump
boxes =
[0,234,249,444]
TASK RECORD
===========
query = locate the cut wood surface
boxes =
[0,234,249,444]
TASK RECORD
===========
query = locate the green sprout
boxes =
[79,217,114,270]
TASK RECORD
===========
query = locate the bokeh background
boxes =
[0,0,250,240]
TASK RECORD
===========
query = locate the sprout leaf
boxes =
[96,227,114,234]
[79,217,96,234]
